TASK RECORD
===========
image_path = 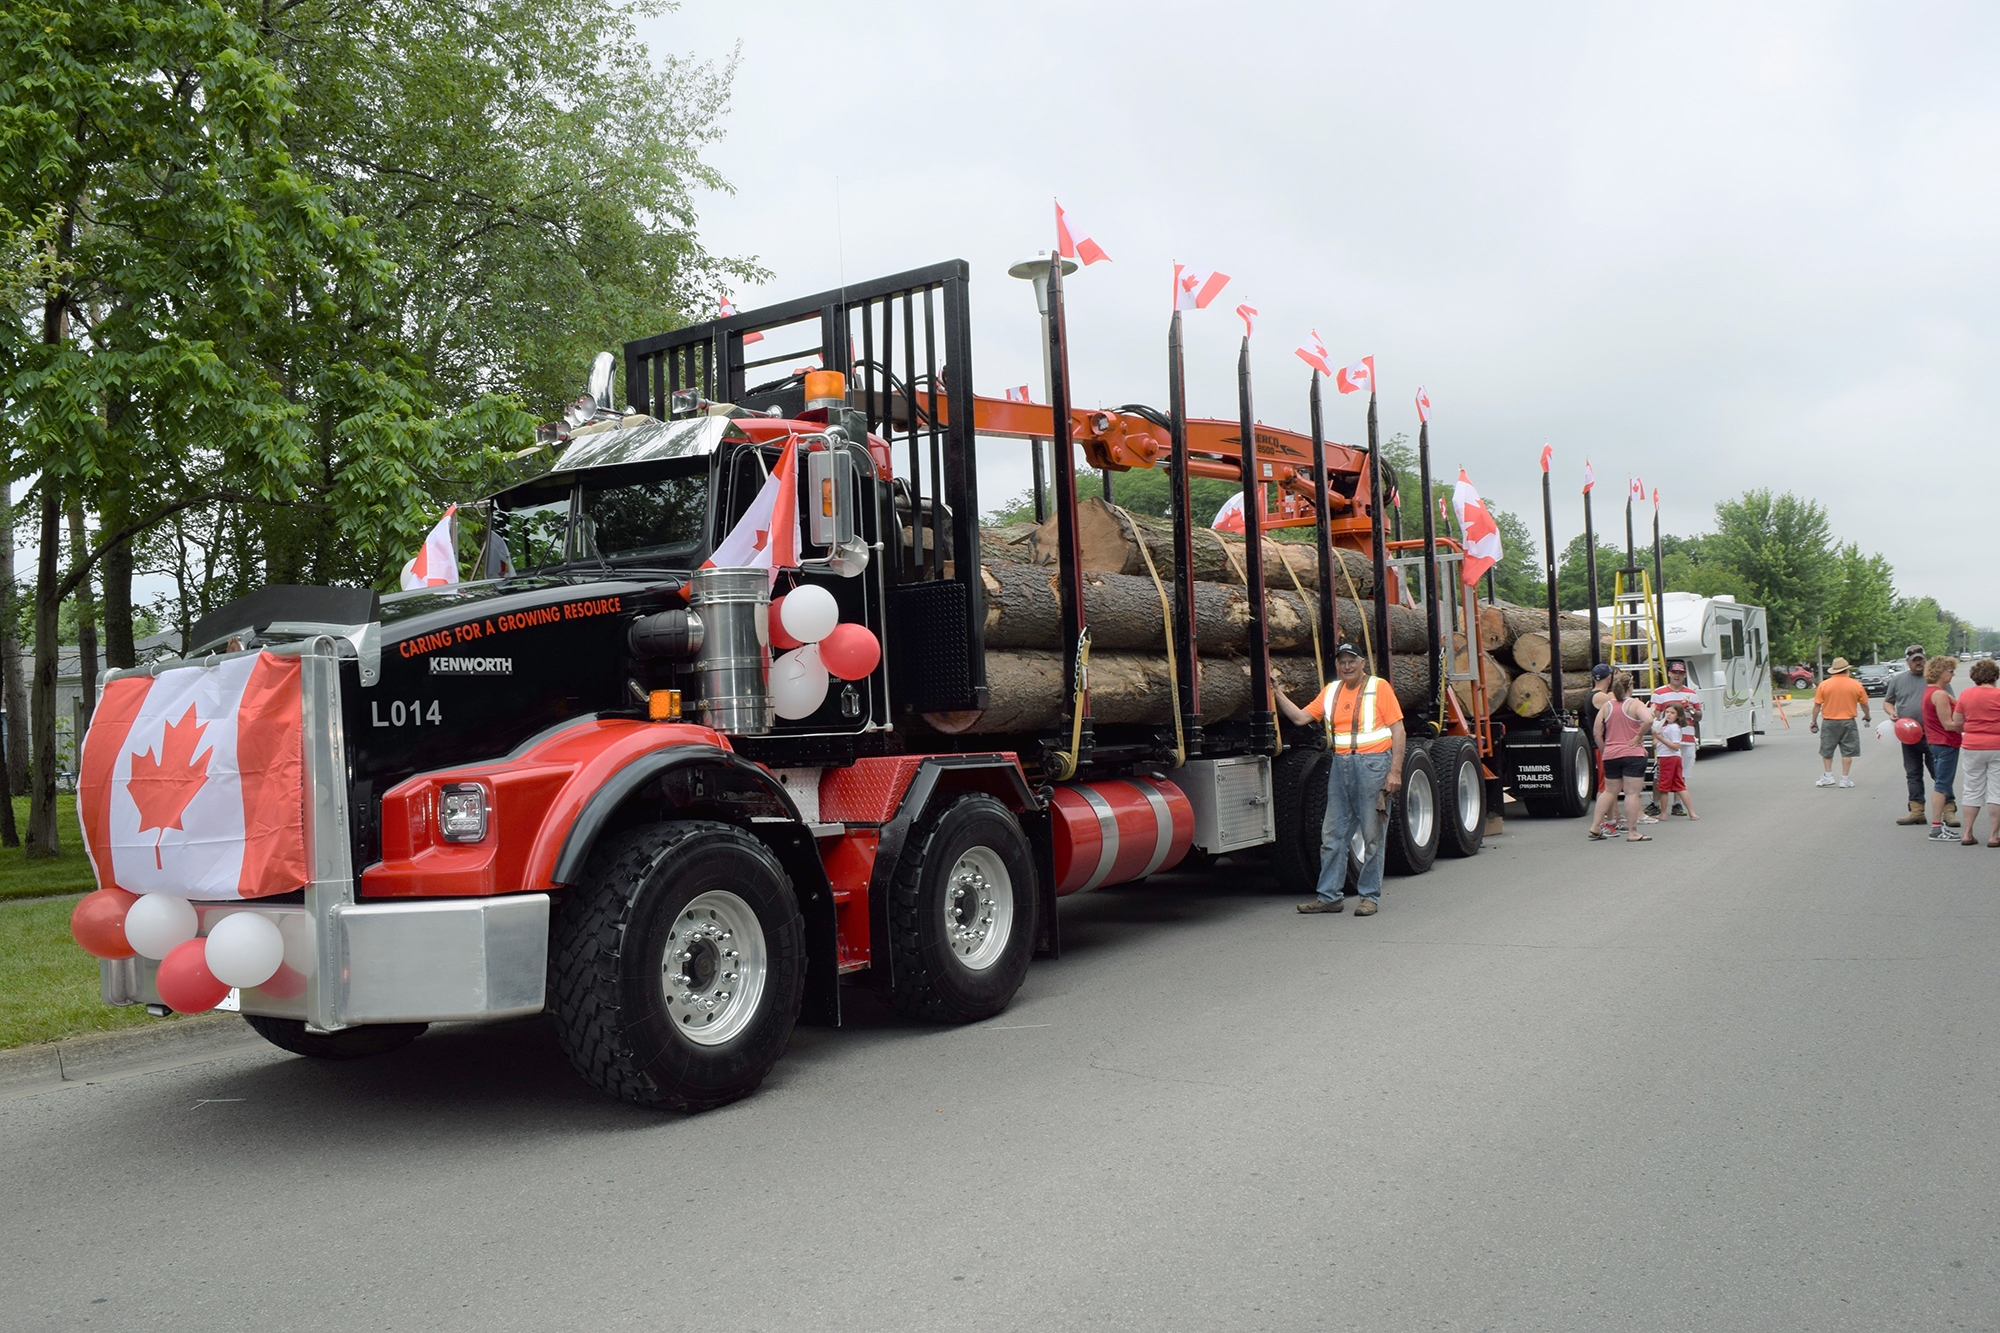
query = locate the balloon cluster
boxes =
[767,584,881,720]
[70,889,312,1013]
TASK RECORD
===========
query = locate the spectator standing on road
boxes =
[1587,663,1621,832]
[1589,672,1655,842]
[1273,644,1407,918]
[1884,646,1935,825]
[1652,704,1699,819]
[1922,656,1962,842]
[1942,658,2000,846]
[1810,658,1871,788]
[1650,660,1703,817]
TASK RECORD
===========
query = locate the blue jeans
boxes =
[1929,743,1959,796]
[1316,750,1394,903]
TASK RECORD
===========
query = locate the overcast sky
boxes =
[645,1,2000,623]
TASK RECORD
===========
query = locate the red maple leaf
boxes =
[128,705,212,869]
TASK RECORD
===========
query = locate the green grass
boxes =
[0,893,171,1048]
[0,795,98,904]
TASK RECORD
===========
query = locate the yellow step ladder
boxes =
[1609,568,1663,698]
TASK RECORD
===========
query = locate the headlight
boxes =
[438,783,489,843]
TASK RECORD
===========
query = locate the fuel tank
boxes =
[1050,777,1195,895]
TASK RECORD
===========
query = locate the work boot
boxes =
[1353,899,1379,917]
[1945,801,1961,829]
[1297,898,1344,915]
[1898,801,1926,825]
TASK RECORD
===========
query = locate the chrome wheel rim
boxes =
[1574,749,1591,801]
[942,846,1013,971]
[661,890,768,1046]
[1405,768,1436,848]
[1455,757,1481,832]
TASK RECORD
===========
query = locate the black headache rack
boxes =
[625,261,987,717]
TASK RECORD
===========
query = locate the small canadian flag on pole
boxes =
[1653,486,1661,511]
[1004,385,1033,403]
[1583,459,1596,494]
[1055,200,1111,265]
[1172,263,1229,311]
[1210,491,1248,534]
[1454,469,1504,586]
[1336,356,1375,395]
[1295,329,1333,376]
[1234,302,1258,337]
[400,506,459,591]
[706,436,801,583]
[719,296,763,344]
[1540,443,1553,473]
[1415,386,1431,423]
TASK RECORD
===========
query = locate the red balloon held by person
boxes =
[71,888,140,959]
[768,594,802,651]
[155,938,232,1013]
[1894,717,1923,745]
[818,623,881,681]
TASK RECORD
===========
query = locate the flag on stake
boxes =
[1539,443,1553,473]
[1234,302,1258,337]
[1055,200,1111,265]
[1295,329,1333,376]
[720,297,763,344]
[1629,475,1645,501]
[1583,459,1596,494]
[1415,386,1431,423]
[1653,486,1660,511]
[1210,491,1247,534]
[1172,263,1229,311]
[1004,385,1033,403]
[1336,356,1375,395]
[1454,470,1504,586]
[705,436,801,583]
[400,506,459,591]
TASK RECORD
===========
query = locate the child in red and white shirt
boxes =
[1652,706,1699,819]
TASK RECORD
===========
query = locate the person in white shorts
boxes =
[1650,660,1702,816]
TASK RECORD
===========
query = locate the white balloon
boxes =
[769,645,830,720]
[279,913,317,979]
[778,584,839,644]
[124,893,199,960]
[204,911,285,989]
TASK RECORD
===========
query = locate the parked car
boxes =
[1774,664,1815,691]
[1853,663,1895,697]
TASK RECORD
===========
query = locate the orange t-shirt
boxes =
[1813,674,1868,720]
[1303,677,1404,752]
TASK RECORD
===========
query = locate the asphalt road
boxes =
[7,711,1997,1331]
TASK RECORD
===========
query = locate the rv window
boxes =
[1719,625,1735,661]
[1732,623,1745,660]
[1751,626,1764,663]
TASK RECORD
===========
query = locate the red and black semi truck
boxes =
[73,260,1595,1111]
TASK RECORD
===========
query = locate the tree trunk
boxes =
[100,479,136,669]
[1475,603,1509,653]
[1449,641,1514,718]
[1509,629,1591,674]
[0,479,27,798]
[1026,496,1374,595]
[67,502,98,730]
[26,484,62,858]
[980,523,1039,562]
[1505,672,1597,717]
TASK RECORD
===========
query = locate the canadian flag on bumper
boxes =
[80,653,307,900]
[1453,469,1504,586]
[705,435,800,582]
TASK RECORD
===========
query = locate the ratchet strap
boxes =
[1049,627,1093,781]
[1112,505,1185,767]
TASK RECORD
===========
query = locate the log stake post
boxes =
[1367,391,1392,686]
[1310,371,1338,735]
[1584,483,1601,667]
[1417,416,1443,734]
[1237,338,1274,755]
[1046,253,1090,775]
[1169,312,1203,755]
[1541,458,1564,723]
[1652,499,1666,681]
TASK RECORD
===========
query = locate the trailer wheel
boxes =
[887,794,1036,1024]
[242,1016,427,1060]
[1432,737,1484,858]
[1384,745,1440,876]
[1524,728,1595,818]
[1727,724,1755,751]
[549,820,805,1112]
[1270,747,1326,893]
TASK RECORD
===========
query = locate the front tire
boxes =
[1432,736,1485,858]
[550,820,805,1112]
[887,794,1036,1024]
[1270,747,1327,893]
[243,1015,427,1060]
[1384,745,1441,876]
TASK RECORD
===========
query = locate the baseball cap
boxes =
[1333,642,1364,659]
[1668,660,1687,673]
[1591,663,1612,680]
[1906,645,1926,659]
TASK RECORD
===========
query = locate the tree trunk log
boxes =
[1506,671,1597,717]
[1027,496,1374,595]
[1475,603,1509,653]
[1448,642,1514,719]
[1510,629,1592,674]
[980,524,1038,563]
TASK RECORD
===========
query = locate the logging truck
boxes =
[74,260,1598,1111]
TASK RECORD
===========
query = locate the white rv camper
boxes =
[1593,592,1772,749]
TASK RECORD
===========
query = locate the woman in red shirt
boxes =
[1944,658,2000,846]
[1922,657,1962,840]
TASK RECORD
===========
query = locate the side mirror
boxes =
[587,351,615,412]
[806,448,856,551]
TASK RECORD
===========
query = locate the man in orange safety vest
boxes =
[1272,643,1408,917]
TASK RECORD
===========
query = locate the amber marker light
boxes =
[648,689,682,721]
[803,369,846,411]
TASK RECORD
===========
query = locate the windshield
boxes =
[578,460,709,565]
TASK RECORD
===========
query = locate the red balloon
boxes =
[768,595,802,651]
[71,888,140,960]
[155,938,231,1013]
[819,623,882,681]
[258,962,307,1000]
[1894,716,1923,745]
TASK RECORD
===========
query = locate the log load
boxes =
[1025,496,1375,595]
[1451,641,1515,718]
[1505,672,1597,718]
[978,560,1432,656]
[1508,629,1591,674]
[981,524,1039,562]
[1474,603,1509,653]
[923,650,1439,735]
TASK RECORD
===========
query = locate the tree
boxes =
[1705,490,1836,662]
[1824,544,1897,663]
